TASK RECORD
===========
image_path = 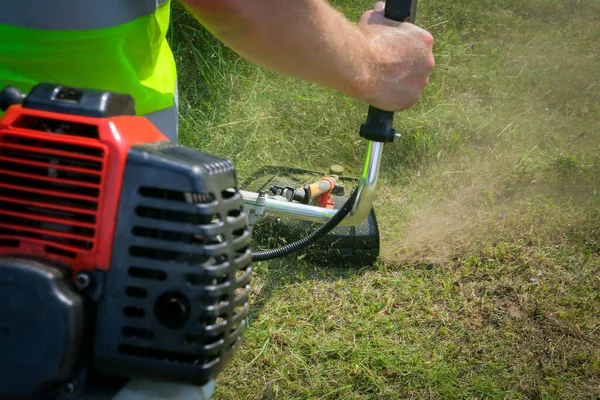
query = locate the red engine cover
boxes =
[0,105,168,276]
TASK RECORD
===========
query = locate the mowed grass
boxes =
[170,0,599,398]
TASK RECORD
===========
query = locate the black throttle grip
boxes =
[359,0,416,143]
[384,0,414,21]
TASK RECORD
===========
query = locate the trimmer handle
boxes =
[359,0,416,143]
[384,0,414,20]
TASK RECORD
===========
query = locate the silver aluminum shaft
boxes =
[240,140,383,227]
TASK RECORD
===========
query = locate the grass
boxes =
[169,0,599,398]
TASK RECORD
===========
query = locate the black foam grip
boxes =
[360,0,415,142]
[359,107,396,143]
[384,0,413,22]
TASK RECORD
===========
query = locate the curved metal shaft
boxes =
[241,140,383,227]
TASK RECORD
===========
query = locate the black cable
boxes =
[250,187,359,262]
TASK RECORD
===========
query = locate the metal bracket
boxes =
[246,191,267,228]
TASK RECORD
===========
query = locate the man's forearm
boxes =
[181,0,434,111]
[181,0,372,100]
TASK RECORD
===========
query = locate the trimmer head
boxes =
[242,166,380,267]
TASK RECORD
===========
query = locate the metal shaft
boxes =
[240,140,383,227]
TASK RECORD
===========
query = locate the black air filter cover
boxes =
[0,257,85,399]
[93,142,252,386]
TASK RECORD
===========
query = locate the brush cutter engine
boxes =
[0,84,252,399]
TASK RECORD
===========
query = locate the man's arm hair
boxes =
[180,0,434,111]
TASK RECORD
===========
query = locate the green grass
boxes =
[170,0,599,398]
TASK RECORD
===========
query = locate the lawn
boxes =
[170,0,599,398]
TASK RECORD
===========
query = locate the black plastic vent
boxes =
[138,186,216,205]
[93,142,252,386]
[158,144,235,176]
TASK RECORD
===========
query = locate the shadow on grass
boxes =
[246,256,371,324]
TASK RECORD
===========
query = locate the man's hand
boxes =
[182,0,434,112]
[356,2,435,111]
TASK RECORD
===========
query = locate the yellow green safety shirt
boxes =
[0,0,177,118]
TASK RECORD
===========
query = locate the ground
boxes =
[171,0,599,398]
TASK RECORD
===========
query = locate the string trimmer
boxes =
[0,0,416,398]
